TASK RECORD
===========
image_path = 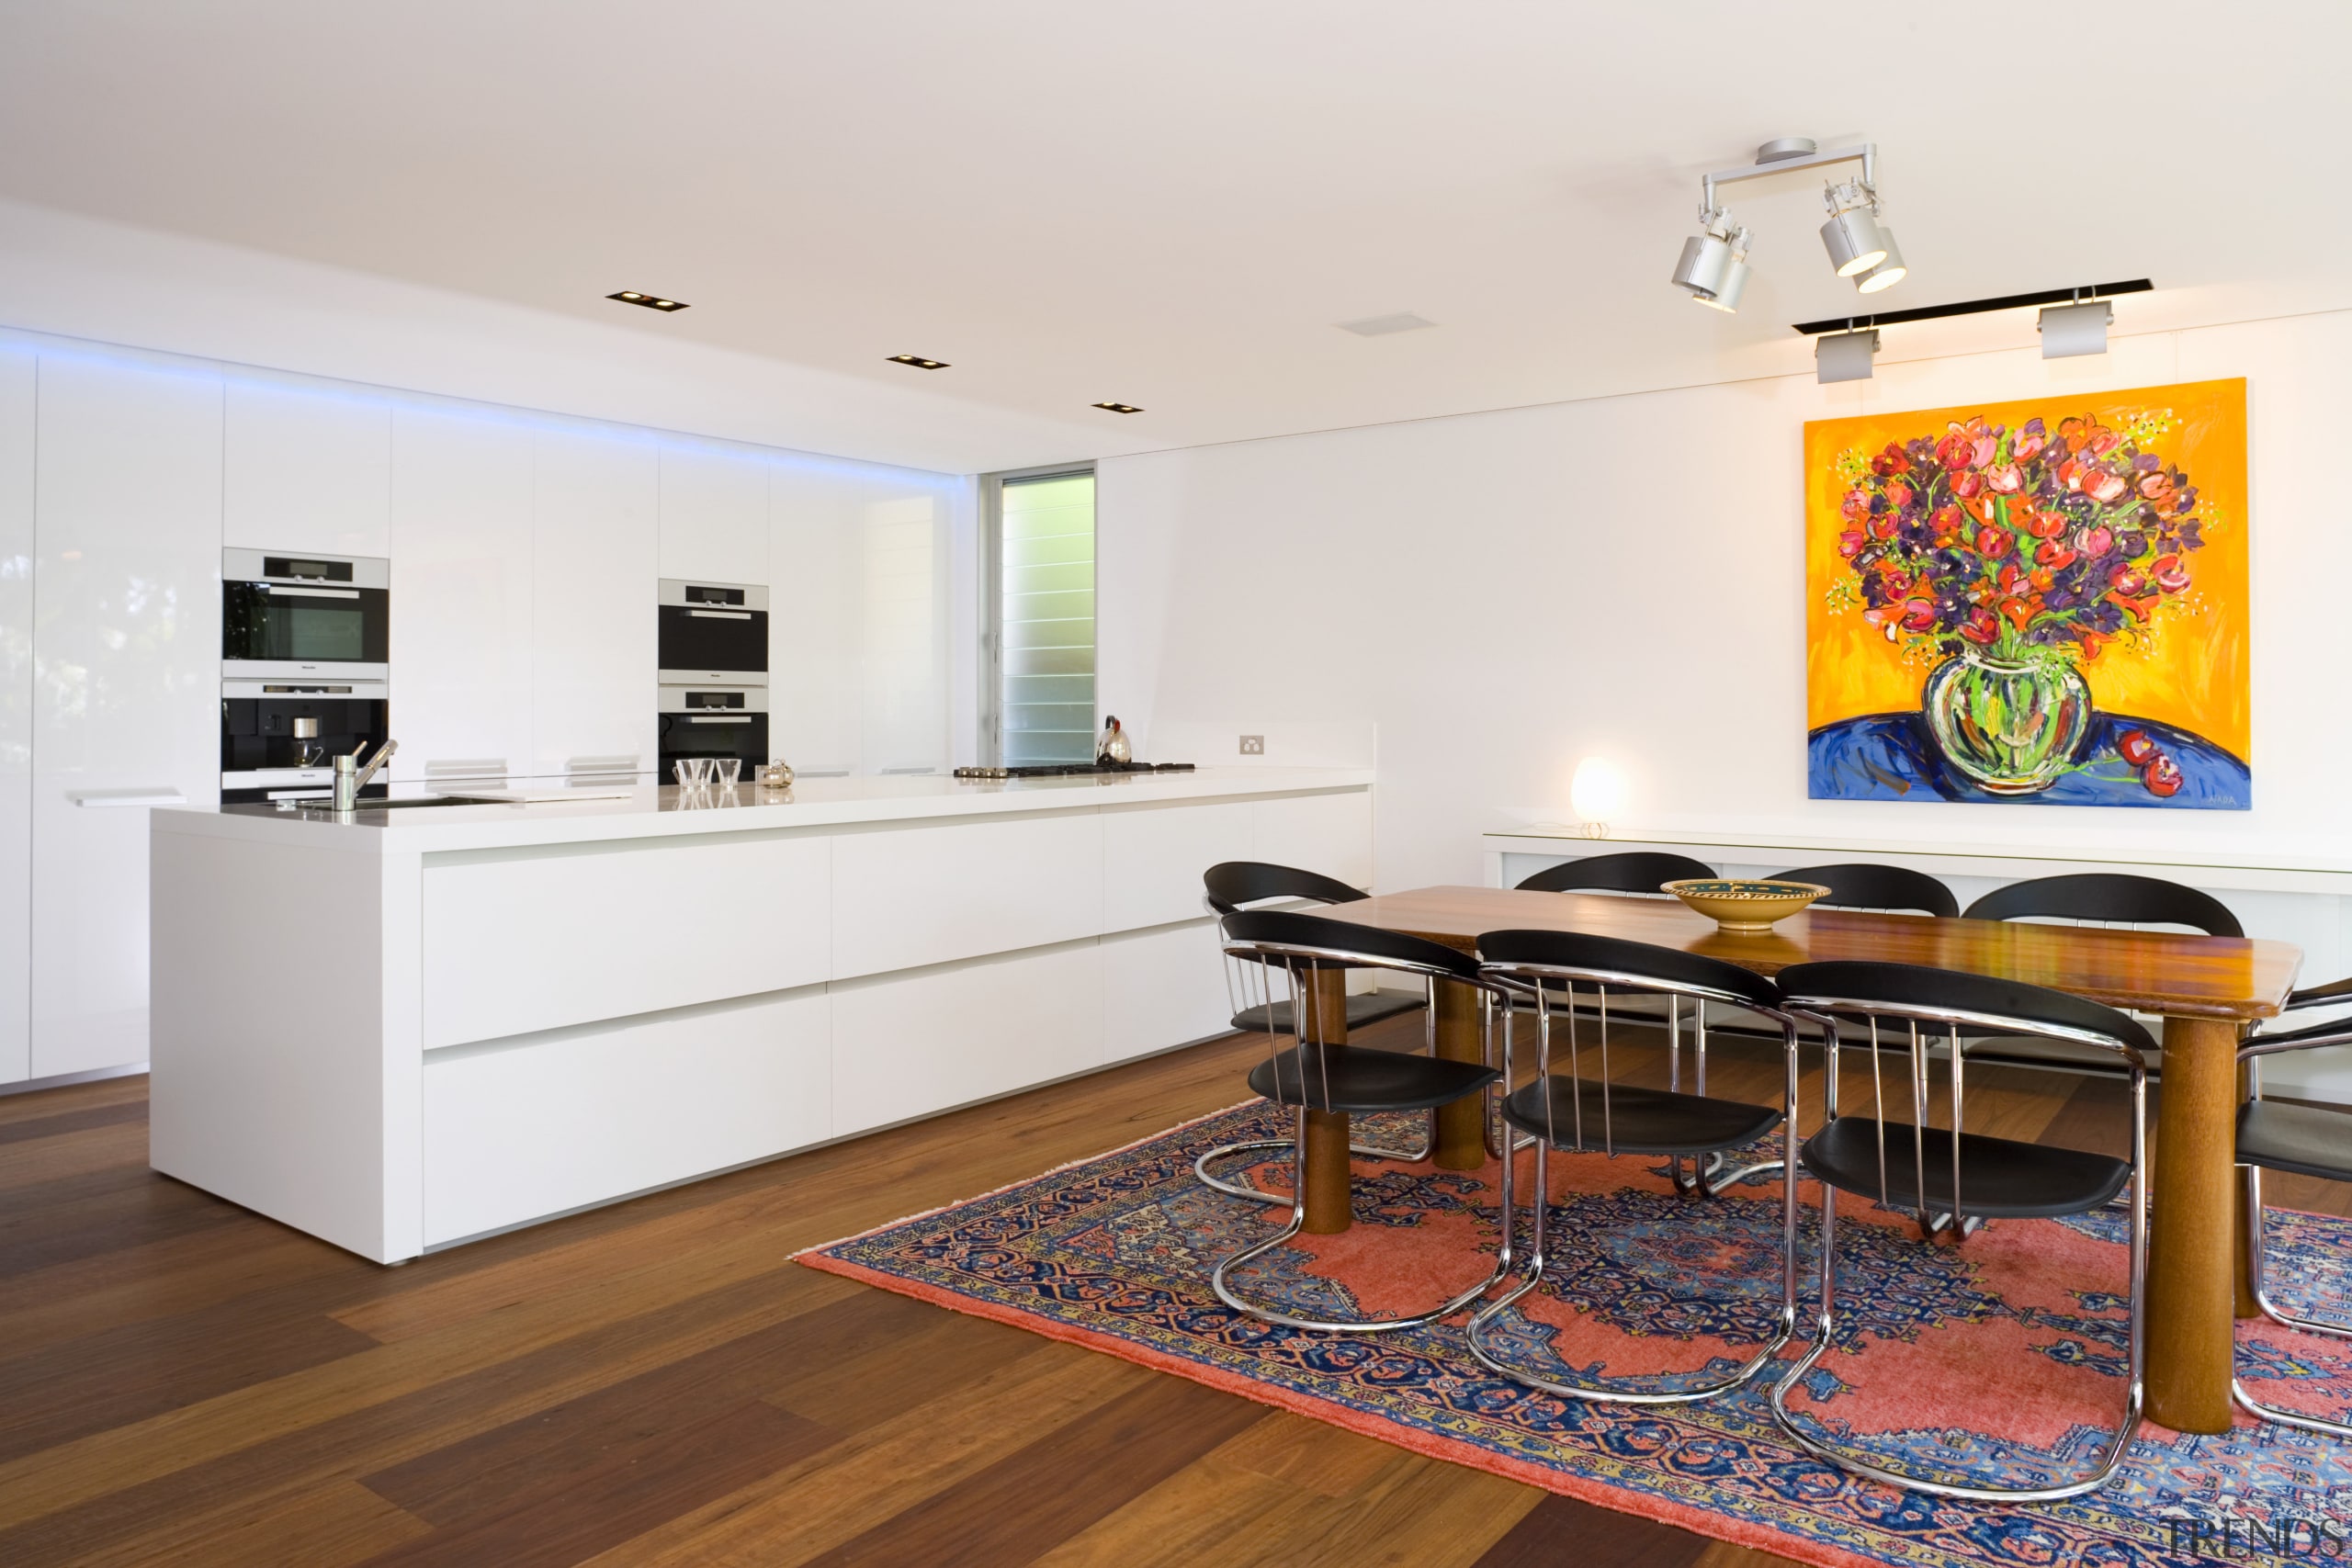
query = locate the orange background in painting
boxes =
[1804,378,2250,763]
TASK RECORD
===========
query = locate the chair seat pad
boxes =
[1231,992,1426,1034]
[1248,1045,1498,1114]
[1501,1079,1781,1157]
[2240,1099,2352,1183]
[1801,1116,2130,1219]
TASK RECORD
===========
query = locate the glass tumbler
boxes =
[674,757,711,788]
[713,757,741,789]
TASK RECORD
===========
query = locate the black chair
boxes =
[1773,960,2149,1501]
[1774,862,1959,919]
[2233,1011,2352,1437]
[1209,909,1509,1333]
[1465,931,1802,1404]
[1198,862,1432,1206]
[1204,862,1426,1033]
[1513,850,1715,895]
[1960,873,2245,1079]
[1511,852,1717,1039]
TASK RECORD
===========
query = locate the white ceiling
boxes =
[4,2,2345,466]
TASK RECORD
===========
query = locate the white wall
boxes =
[1101,310,2352,893]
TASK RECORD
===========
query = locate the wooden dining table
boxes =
[1296,884,2302,1437]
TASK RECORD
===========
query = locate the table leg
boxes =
[2146,1015,2239,1434]
[1301,1111,1352,1234]
[1299,970,1352,1235]
[1432,978,1486,1170]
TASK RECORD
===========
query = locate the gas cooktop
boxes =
[952,761,1196,780]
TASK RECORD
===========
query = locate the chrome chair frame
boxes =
[1199,892,1433,1205]
[1209,932,1515,1335]
[2233,1021,2352,1438]
[1772,987,2148,1502]
[1464,957,1804,1405]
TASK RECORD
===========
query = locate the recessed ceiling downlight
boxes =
[607,291,688,311]
[887,355,950,369]
[1091,401,1144,414]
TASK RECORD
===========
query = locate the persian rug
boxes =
[798,1101,2352,1567]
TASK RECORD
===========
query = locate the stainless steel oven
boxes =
[658,579,768,686]
[222,549,390,681]
[658,685,769,778]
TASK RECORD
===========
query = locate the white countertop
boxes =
[154,767,1374,853]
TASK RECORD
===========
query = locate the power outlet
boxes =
[1238,735,1264,755]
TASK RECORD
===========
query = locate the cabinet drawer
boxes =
[1102,800,1255,933]
[831,813,1102,978]
[424,987,830,1245]
[423,831,831,1047]
[831,942,1101,1137]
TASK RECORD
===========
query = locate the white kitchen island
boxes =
[150,767,1373,1262]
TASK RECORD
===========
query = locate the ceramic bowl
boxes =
[1661,878,1832,934]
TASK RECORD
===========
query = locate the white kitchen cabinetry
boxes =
[658,442,767,586]
[153,769,1374,1259]
[0,346,32,1083]
[32,351,223,1077]
[531,428,657,779]
[831,941,1102,1139]
[223,371,391,557]
[423,986,832,1247]
[769,471,855,770]
[388,406,534,784]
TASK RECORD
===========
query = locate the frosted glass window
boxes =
[999,472,1095,765]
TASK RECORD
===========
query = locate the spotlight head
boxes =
[1819,180,1887,277]
[1692,254,1750,311]
[1853,230,1906,294]
[2039,299,2113,358]
[1815,328,1880,384]
[1671,214,1748,310]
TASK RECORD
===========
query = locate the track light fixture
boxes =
[1669,138,1910,313]
[2038,299,2113,358]
[1670,209,1752,310]
[1815,328,1880,384]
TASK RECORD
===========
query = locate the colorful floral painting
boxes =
[1805,379,2248,807]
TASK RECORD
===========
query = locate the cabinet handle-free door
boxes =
[67,787,188,807]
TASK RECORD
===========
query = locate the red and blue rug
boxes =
[798,1101,2352,1567]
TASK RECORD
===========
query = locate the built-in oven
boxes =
[658,580,768,686]
[222,549,390,682]
[658,685,769,779]
[220,679,391,805]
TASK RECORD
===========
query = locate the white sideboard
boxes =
[150,768,1372,1261]
[1487,825,2352,1099]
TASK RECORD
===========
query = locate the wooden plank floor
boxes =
[0,1021,2339,1567]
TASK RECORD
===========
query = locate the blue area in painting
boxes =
[1808,712,2250,809]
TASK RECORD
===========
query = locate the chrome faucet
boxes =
[333,739,398,812]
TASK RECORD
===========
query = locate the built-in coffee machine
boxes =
[220,549,392,805]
